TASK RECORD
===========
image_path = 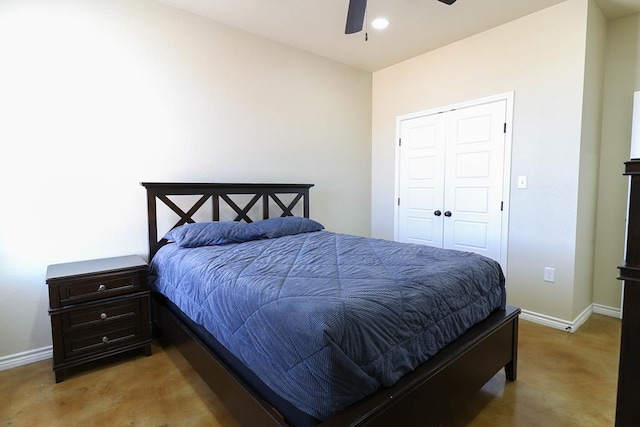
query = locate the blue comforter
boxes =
[149,231,505,419]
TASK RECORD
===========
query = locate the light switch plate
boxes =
[517,175,527,189]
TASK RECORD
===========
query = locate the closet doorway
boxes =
[394,93,513,269]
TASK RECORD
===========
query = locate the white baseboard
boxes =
[0,346,52,371]
[520,310,580,332]
[521,303,621,333]
[593,303,622,319]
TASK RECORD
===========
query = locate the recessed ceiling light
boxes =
[371,18,389,30]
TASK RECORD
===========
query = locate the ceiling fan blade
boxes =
[438,0,457,4]
[345,0,367,34]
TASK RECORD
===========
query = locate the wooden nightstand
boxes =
[46,255,152,383]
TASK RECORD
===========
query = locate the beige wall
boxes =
[593,12,640,309]
[573,0,607,319]
[0,0,371,358]
[1,0,636,361]
[372,0,592,321]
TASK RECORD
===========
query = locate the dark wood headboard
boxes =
[141,182,314,259]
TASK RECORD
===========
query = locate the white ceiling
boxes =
[155,0,640,72]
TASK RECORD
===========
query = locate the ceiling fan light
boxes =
[371,18,389,30]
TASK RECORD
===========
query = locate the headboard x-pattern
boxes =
[142,182,314,259]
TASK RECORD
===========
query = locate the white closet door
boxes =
[397,113,446,247]
[396,98,508,264]
[443,100,506,261]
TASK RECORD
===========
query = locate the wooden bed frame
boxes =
[142,182,520,427]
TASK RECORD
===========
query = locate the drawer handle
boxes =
[100,312,108,320]
[102,336,109,343]
[97,284,107,292]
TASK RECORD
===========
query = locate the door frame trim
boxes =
[393,91,514,274]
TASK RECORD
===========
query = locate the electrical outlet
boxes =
[544,267,555,283]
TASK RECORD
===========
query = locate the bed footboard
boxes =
[155,293,519,427]
[320,305,519,427]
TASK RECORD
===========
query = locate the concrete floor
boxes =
[1,314,620,426]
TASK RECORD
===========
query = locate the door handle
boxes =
[434,210,442,217]
[444,211,452,217]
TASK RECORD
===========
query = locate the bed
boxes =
[142,182,520,427]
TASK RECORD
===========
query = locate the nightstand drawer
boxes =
[47,255,151,382]
[63,322,147,360]
[61,295,148,333]
[57,272,143,306]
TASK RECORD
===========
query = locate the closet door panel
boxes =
[398,114,446,247]
[443,100,506,261]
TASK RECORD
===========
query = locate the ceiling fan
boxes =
[345,0,457,34]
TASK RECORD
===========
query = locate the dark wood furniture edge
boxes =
[616,158,640,426]
[623,158,640,175]
[46,265,148,280]
[46,255,148,281]
[143,182,520,427]
[52,339,153,371]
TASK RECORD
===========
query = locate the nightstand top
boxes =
[46,255,147,281]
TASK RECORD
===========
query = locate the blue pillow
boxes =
[252,217,324,239]
[164,221,263,248]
